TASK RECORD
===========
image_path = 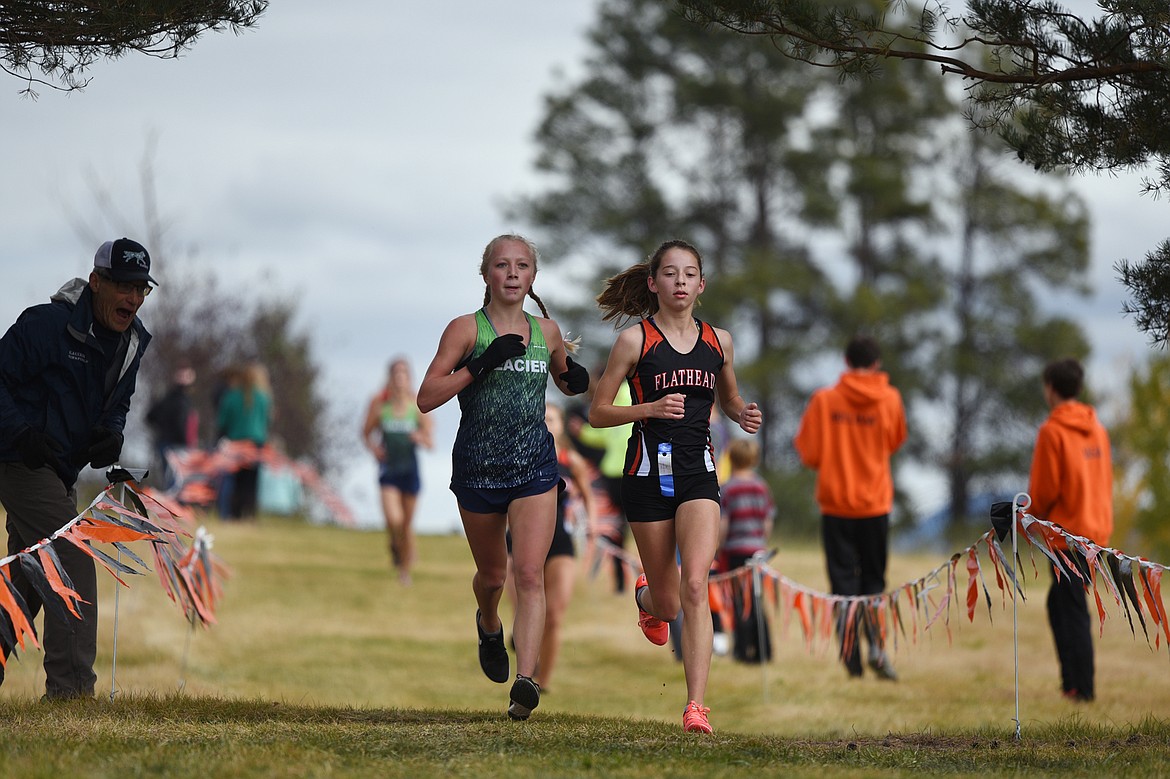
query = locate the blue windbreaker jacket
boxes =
[0,278,151,487]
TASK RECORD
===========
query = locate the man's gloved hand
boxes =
[16,427,57,470]
[559,355,590,395]
[466,333,525,380]
[85,426,124,469]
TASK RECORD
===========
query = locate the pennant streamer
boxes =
[6,480,1164,674]
[585,504,1170,662]
[0,482,228,666]
[164,440,355,527]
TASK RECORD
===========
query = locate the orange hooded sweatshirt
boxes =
[1027,400,1113,546]
[794,370,907,518]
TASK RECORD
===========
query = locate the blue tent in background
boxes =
[258,463,305,516]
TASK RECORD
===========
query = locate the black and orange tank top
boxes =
[623,317,724,479]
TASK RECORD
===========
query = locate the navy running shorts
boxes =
[379,465,421,495]
[450,464,561,516]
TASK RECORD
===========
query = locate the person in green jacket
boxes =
[217,361,272,520]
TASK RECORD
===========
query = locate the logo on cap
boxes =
[123,249,149,269]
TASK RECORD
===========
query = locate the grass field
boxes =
[1,512,1168,777]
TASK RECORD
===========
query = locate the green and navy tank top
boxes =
[379,398,419,475]
[452,309,556,488]
[624,317,724,479]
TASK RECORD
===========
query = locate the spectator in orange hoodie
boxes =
[794,335,906,680]
[1027,357,1113,703]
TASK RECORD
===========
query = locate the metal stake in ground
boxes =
[104,465,149,702]
[1011,492,1032,742]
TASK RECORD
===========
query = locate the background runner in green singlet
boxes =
[362,357,433,585]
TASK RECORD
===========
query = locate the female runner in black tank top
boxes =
[589,239,762,735]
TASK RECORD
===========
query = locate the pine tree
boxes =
[679,0,1170,344]
[2,1,267,94]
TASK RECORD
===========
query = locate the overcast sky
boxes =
[2,1,1165,531]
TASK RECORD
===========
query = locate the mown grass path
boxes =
[2,514,1168,776]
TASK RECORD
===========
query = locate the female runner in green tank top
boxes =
[362,357,433,586]
[418,234,589,721]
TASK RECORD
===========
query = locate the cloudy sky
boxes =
[2,1,1165,531]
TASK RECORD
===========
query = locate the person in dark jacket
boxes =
[146,365,198,491]
[0,237,154,699]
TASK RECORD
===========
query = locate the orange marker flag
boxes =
[0,566,39,654]
[34,547,85,620]
[70,520,154,546]
[966,547,980,622]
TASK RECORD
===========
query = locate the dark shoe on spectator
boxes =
[868,649,898,681]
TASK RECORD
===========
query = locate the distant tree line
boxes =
[68,144,334,474]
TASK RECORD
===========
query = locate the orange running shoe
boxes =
[683,700,713,734]
[635,573,669,645]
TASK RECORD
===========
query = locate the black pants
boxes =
[0,463,97,698]
[1047,550,1095,700]
[727,552,772,663]
[822,513,889,674]
[229,464,260,519]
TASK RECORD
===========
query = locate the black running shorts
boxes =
[620,469,720,523]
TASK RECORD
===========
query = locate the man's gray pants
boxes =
[0,462,97,698]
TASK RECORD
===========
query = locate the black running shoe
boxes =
[507,674,540,720]
[476,610,509,683]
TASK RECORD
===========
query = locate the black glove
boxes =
[16,427,57,470]
[559,355,590,394]
[466,333,525,380]
[85,426,124,469]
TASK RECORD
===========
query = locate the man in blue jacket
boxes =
[0,238,154,699]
